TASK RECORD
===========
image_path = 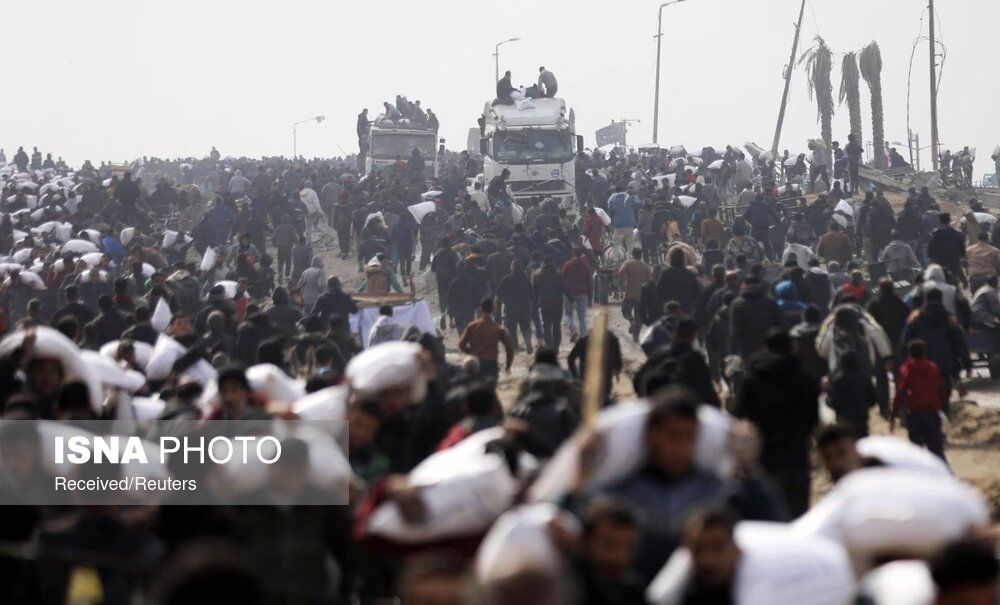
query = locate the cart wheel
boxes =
[595,274,609,306]
[988,354,1000,380]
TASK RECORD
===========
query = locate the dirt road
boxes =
[317,240,999,517]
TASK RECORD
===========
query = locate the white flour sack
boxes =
[475,503,580,584]
[646,521,855,605]
[528,400,733,502]
[245,363,306,403]
[365,429,533,544]
[291,385,348,448]
[793,467,988,571]
[0,326,102,413]
[858,560,935,605]
[855,435,951,478]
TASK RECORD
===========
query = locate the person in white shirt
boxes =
[470,181,490,214]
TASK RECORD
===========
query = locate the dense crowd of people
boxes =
[0,136,995,605]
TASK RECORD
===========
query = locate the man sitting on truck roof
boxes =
[496,71,514,105]
[538,66,558,98]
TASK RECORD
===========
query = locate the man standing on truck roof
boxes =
[538,66,558,98]
[357,109,369,148]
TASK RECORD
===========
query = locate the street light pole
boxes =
[652,0,688,145]
[292,115,326,159]
[494,37,521,85]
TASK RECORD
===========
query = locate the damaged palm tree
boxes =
[859,41,886,169]
[799,36,835,166]
[840,51,863,150]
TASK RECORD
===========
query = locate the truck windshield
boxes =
[493,130,573,164]
[370,133,436,159]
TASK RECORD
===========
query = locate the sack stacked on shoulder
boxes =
[857,561,934,605]
[855,435,951,478]
[475,503,580,584]
[647,521,855,605]
[365,428,535,544]
[0,326,102,413]
[528,400,732,502]
[793,467,989,571]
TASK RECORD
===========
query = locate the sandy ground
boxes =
[314,237,1000,518]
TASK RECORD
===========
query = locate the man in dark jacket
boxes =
[532,256,567,350]
[447,262,484,334]
[50,285,94,329]
[738,330,819,517]
[927,213,966,285]
[86,295,131,347]
[741,194,781,260]
[235,308,277,365]
[900,288,971,413]
[637,319,720,406]
[495,260,534,352]
[657,248,701,315]
[310,277,357,322]
[728,277,781,359]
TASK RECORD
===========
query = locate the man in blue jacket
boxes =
[607,185,639,252]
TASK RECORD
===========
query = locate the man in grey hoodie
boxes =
[297,256,326,310]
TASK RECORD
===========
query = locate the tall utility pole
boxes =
[652,0,689,145]
[928,0,940,171]
[770,0,807,157]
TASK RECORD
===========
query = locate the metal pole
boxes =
[928,0,940,171]
[907,129,915,168]
[915,132,921,172]
[652,5,665,144]
[770,0,807,157]
[293,125,297,158]
[494,43,500,85]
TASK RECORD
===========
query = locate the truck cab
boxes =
[365,123,439,180]
[480,97,583,211]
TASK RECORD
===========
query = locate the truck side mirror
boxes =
[480,138,488,156]
[576,135,584,153]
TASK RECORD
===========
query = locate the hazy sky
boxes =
[2,0,997,177]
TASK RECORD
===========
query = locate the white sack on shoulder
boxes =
[151,297,172,333]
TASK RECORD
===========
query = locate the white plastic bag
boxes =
[595,207,612,226]
[707,159,724,170]
[677,195,697,208]
[120,227,135,246]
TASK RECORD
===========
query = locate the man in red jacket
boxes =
[891,339,948,461]
[562,246,593,342]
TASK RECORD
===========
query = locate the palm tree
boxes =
[859,42,885,169]
[839,52,863,149]
[799,36,835,167]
